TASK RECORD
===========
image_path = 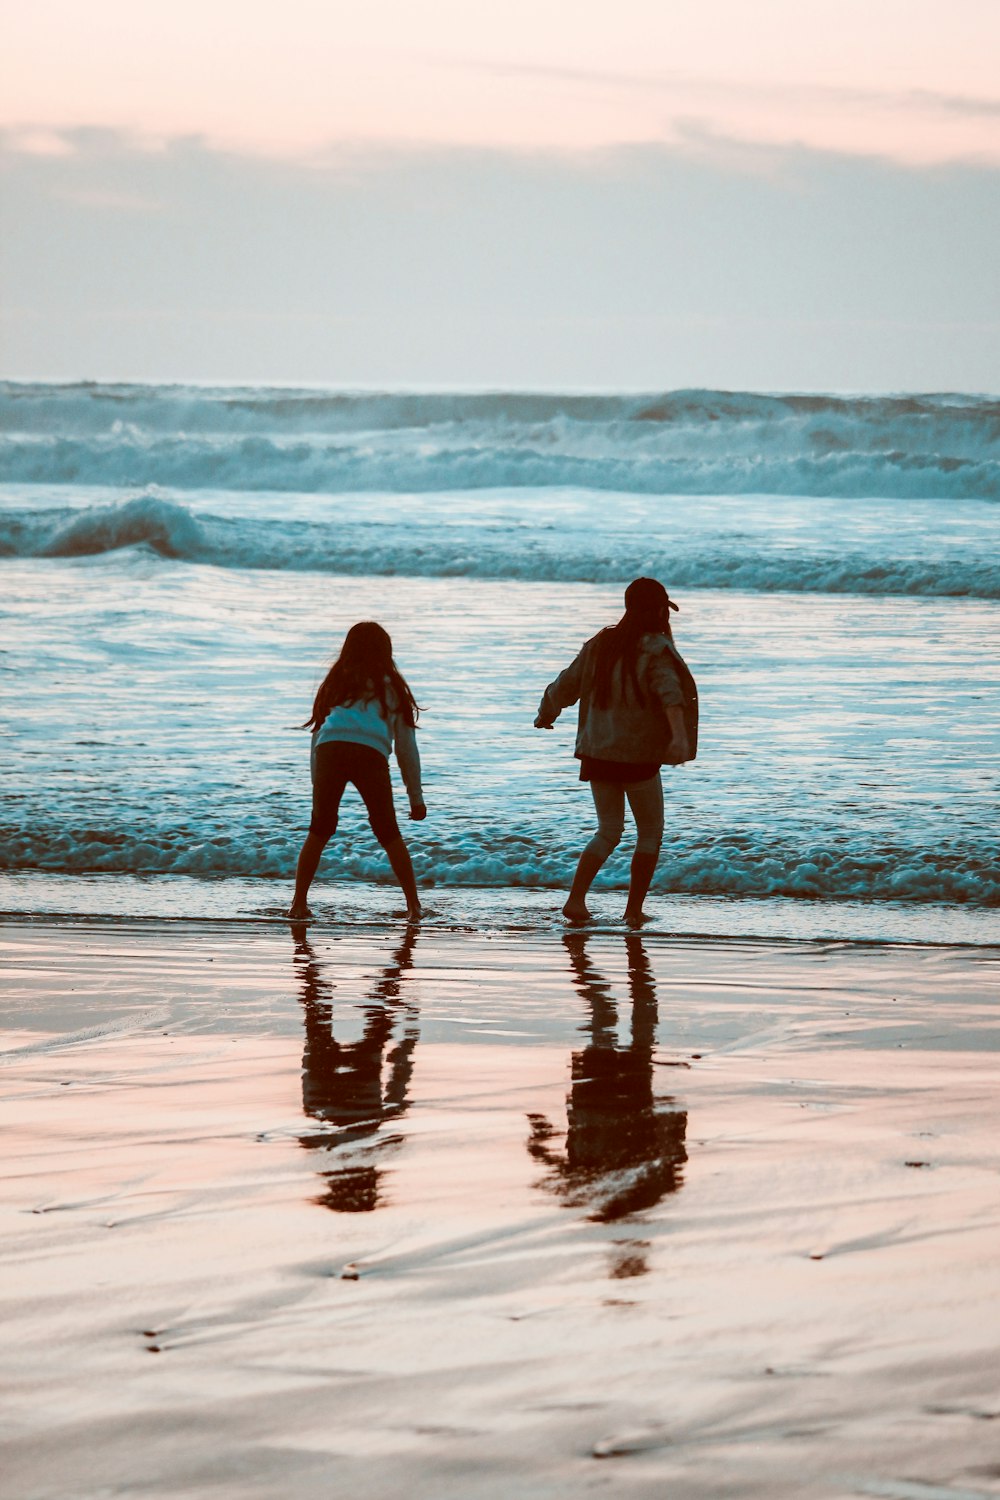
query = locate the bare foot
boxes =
[623,908,653,928]
[562,901,591,924]
[287,902,312,921]
[406,903,424,923]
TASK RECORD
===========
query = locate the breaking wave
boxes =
[1,493,996,598]
[2,382,998,500]
[0,818,994,906]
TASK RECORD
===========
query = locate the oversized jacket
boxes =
[537,630,699,766]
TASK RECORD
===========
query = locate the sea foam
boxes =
[0,493,996,598]
[1,819,995,906]
[2,383,998,500]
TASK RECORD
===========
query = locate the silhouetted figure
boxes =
[527,933,687,1245]
[289,621,426,922]
[535,577,698,925]
[293,924,419,1212]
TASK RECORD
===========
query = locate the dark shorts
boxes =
[310,741,401,847]
[579,755,660,784]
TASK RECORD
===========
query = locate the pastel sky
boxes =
[3,0,999,386]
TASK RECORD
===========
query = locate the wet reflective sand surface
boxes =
[1,921,999,1498]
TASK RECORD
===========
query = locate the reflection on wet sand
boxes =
[528,933,687,1268]
[292,925,419,1212]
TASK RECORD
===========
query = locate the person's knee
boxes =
[308,821,336,845]
[594,818,625,854]
[634,831,662,856]
[372,820,402,851]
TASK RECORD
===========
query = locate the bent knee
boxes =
[634,831,663,856]
[594,820,625,853]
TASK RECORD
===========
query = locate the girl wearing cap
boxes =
[535,578,698,925]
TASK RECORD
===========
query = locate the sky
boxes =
[2,0,999,388]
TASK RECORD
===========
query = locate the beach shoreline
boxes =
[2,916,998,1497]
[2,871,997,948]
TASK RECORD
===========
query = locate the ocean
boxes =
[1,382,997,941]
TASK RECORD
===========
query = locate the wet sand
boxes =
[1,919,999,1499]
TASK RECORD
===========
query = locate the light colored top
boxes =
[313,686,423,803]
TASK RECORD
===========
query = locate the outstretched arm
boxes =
[535,645,588,729]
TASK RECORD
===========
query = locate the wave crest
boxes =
[39,495,206,559]
[1,494,995,598]
[2,383,999,501]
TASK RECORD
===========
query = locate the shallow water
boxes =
[2,559,997,909]
[1,383,998,922]
[1,874,998,946]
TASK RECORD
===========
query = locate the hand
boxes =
[409,801,427,821]
[667,736,690,764]
[534,716,554,730]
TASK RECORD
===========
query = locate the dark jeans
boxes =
[309,741,401,848]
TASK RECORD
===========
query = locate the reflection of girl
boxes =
[535,578,698,925]
[527,932,687,1230]
[289,622,426,922]
[294,927,420,1213]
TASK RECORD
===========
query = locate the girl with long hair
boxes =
[535,578,698,926]
[288,621,426,922]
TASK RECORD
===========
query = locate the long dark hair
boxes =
[303,622,420,732]
[590,578,677,710]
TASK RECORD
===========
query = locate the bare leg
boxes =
[563,843,610,922]
[564,782,625,921]
[383,835,423,921]
[288,831,327,920]
[622,774,664,926]
[624,849,659,926]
